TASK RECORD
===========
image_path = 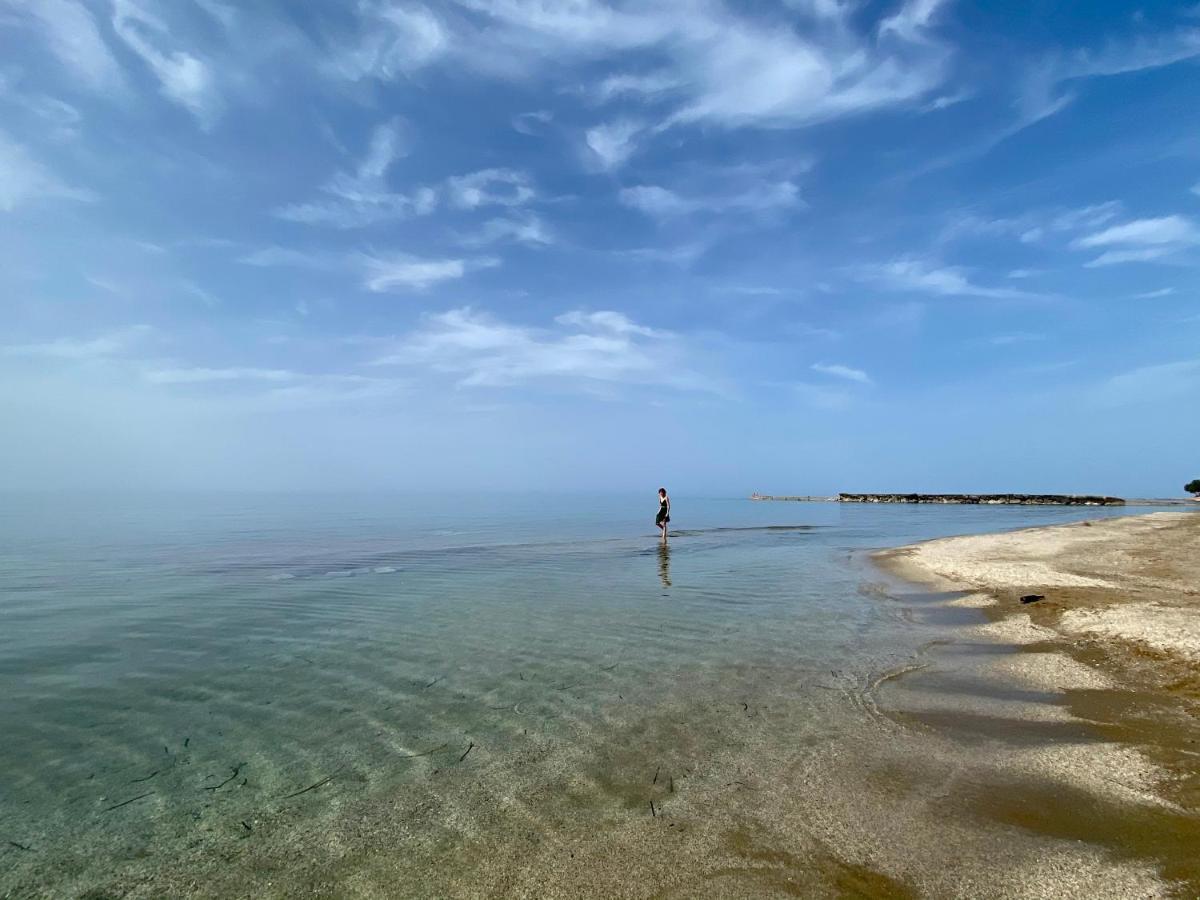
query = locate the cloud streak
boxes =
[111,0,222,126]
[0,132,95,210]
[811,362,871,384]
[372,307,711,391]
[1074,215,1200,266]
[862,257,1046,299]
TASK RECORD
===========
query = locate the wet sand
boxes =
[877,510,1200,897]
[7,513,1200,898]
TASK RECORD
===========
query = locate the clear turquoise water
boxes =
[0,493,1168,894]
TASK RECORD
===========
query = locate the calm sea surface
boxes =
[0,493,1169,895]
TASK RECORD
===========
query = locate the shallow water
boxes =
[0,494,1171,896]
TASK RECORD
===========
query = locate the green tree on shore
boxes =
[1187,479,1200,497]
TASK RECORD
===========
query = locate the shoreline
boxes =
[873,510,1200,892]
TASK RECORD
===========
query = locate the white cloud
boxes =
[325,2,449,81]
[620,179,800,219]
[0,74,84,141]
[554,310,664,337]
[622,240,710,267]
[360,253,496,292]
[585,119,643,170]
[990,332,1046,346]
[1074,215,1200,266]
[3,326,150,359]
[864,257,1043,299]
[1132,287,1175,300]
[138,365,409,408]
[372,306,709,391]
[941,202,1121,245]
[319,2,955,162]
[593,71,681,102]
[463,214,553,247]
[278,140,534,227]
[143,366,297,384]
[879,0,950,42]
[1095,359,1200,406]
[111,0,222,126]
[1084,247,1176,267]
[1016,28,1200,131]
[1075,215,1200,248]
[238,246,340,269]
[240,245,497,291]
[811,362,871,384]
[13,0,126,90]
[275,119,432,228]
[0,132,95,210]
[445,169,535,209]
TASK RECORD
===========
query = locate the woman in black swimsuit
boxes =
[655,487,670,542]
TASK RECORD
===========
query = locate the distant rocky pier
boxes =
[751,492,1126,506]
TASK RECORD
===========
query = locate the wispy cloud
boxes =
[622,240,711,268]
[275,119,433,228]
[143,366,297,384]
[1132,287,1176,300]
[360,253,497,292]
[879,0,950,42]
[324,3,449,81]
[3,326,150,359]
[278,128,535,228]
[512,110,553,135]
[585,119,643,170]
[445,169,535,209]
[940,201,1121,245]
[619,180,800,219]
[811,362,871,384]
[111,0,221,126]
[1074,215,1200,266]
[12,0,126,90]
[990,332,1046,345]
[461,214,554,247]
[1095,358,1200,406]
[239,244,498,291]
[0,131,95,210]
[861,257,1045,299]
[372,306,710,391]
[593,71,682,103]
[0,74,83,141]
[237,246,341,269]
[1012,28,1200,137]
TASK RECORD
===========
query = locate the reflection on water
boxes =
[0,494,1172,896]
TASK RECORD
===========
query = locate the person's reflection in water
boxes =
[657,541,672,588]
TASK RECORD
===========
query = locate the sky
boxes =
[1,0,1198,496]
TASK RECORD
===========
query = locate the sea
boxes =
[0,493,1172,896]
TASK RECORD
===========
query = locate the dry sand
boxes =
[879,511,1200,664]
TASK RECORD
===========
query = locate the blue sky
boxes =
[1,0,1198,495]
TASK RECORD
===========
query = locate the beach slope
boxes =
[878,511,1200,665]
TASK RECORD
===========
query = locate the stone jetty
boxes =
[837,493,1125,506]
[750,493,1126,505]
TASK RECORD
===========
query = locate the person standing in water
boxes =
[655,487,671,542]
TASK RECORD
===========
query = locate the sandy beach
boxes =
[877,510,1200,895]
